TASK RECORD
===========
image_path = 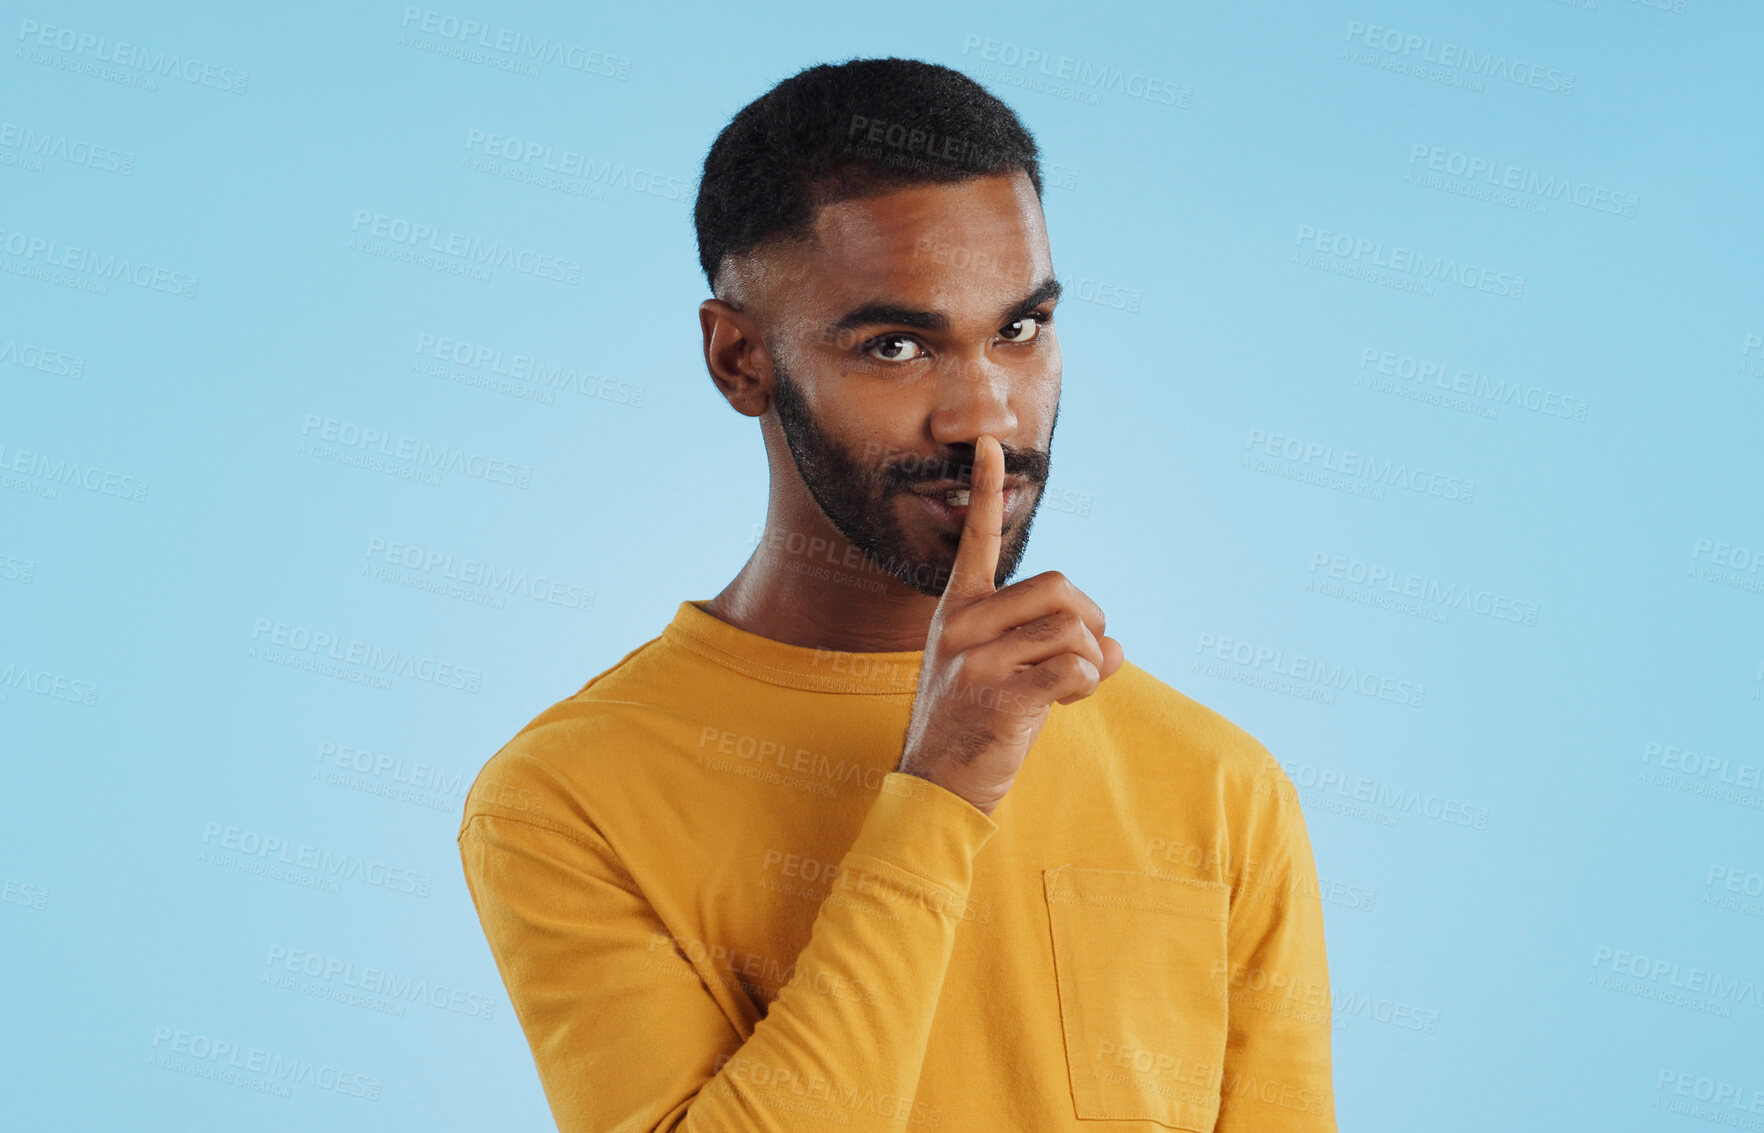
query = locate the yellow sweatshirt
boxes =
[458,599,1336,1132]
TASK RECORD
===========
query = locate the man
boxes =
[459,57,1337,1131]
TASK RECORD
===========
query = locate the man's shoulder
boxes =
[1094,660,1308,852]
[456,629,678,838]
[1093,658,1286,785]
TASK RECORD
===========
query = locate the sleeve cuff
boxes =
[839,772,1000,899]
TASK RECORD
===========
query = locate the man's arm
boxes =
[1215,761,1338,1131]
[458,759,996,1132]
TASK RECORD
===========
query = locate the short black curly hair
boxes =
[694,57,1043,293]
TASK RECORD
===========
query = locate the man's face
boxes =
[744,171,1061,597]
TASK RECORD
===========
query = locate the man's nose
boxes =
[929,356,1017,448]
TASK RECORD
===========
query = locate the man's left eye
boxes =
[1000,317,1041,343]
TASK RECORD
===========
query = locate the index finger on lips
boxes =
[939,434,1004,606]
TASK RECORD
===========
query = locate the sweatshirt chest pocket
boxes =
[1044,866,1231,1131]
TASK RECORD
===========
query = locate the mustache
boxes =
[879,445,1051,491]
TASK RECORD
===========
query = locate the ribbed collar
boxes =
[662,600,924,695]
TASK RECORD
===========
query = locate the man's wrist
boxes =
[895,765,1001,817]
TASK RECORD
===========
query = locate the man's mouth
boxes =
[905,481,1028,527]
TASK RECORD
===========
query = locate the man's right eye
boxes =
[864,334,925,363]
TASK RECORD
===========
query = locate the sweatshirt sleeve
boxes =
[1215,762,1339,1132]
[458,768,998,1133]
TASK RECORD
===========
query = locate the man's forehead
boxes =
[719,172,1051,316]
[733,194,1040,335]
[802,174,1050,292]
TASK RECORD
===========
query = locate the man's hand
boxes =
[896,434,1125,815]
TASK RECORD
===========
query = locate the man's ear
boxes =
[699,298,771,418]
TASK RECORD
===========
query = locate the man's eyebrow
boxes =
[1002,276,1062,324]
[825,275,1063,339]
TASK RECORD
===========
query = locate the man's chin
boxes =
[886,545,959,598]
[856,492,1031,595]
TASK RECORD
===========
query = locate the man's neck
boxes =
[702,530,940,654]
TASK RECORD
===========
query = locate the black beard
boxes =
[768,350,1054,598]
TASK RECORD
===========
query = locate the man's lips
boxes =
[904,481,1031,527]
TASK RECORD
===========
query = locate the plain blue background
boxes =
[4,1,1761,1129]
